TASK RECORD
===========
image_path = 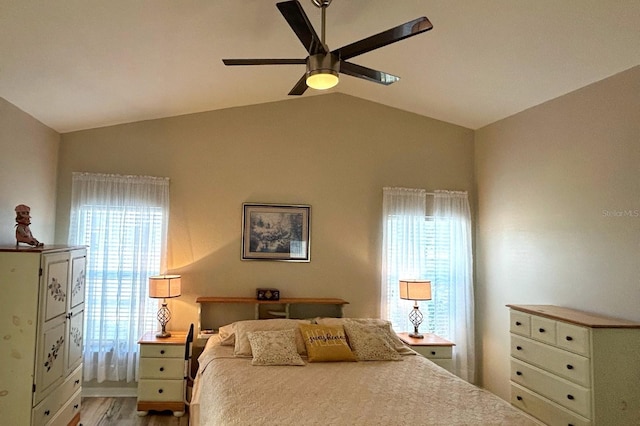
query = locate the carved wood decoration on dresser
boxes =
[507,304,640,426]
[0,246,86,426]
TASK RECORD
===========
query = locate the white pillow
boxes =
[218,323,235,346]
[247,329,305,366]
[342,321,402,361]
[233,319,310,357]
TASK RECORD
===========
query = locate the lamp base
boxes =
[155,330,172,338]
[408,331,424,339]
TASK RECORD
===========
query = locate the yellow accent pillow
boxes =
[299,324,356,362]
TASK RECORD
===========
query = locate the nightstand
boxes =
[397,332,455,373]
[136,331,187,417]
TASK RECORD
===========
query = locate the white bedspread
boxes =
[191,339,538,426]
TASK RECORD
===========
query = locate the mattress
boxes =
[190,336,538,426]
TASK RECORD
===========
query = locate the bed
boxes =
[190,318,538,426]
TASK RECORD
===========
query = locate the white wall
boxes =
[474,66,640,398]
[0,97,59,246]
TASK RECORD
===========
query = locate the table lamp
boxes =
[148,274,181,338]
[399,279,432,338]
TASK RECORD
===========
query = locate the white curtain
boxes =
[381,187,475,383]
[68,172,170,383]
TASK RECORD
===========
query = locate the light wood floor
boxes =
[81,397,189,426]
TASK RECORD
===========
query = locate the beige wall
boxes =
[0,97,59,246]
[54,93,474,332]
[474,66,640,399]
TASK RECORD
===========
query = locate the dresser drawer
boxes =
[33,365,82,425]
[531,316,557,345]
[511,383,591,426]
[46,388,81,426]
[139,357,184,379]
[138,379,184,401]
[140,344,184,359]
[510,310,531,337]
[556,322,590,356]
[511,334,591,387]
[511,358,591,418]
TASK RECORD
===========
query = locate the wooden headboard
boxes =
[196,296,349,339]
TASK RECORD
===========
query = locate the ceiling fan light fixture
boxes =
[306,53,339,90]
[306,71,339,90]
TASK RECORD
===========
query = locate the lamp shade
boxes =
[149,275,182,299]
[399,280,432,301]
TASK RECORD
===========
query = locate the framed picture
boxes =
[242,203,311,261]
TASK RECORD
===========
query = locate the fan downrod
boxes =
[311,0,331,8]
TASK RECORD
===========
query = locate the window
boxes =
[69,172,169,383]
[381,187,475,382]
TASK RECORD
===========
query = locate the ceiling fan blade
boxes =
[277,0,327,55]
[340,61,400,85]
[333,16,433,61]
[223,59,306,66]
[288,74,309,96]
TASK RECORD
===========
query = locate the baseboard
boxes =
[82,387,138,398]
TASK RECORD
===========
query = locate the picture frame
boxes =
[242,203,311,261]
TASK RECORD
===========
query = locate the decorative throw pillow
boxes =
[342,321,402,361]
[234,319,310,357]
[298,324,356,362]
[316,317,414,355]
[247,329,305,366]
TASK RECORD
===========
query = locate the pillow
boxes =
[233,319,310,357]
[218,323,235,346]
[316,317,414,355]
[342,321,402,361]
[247,329,305,366]
[298,324,356,362]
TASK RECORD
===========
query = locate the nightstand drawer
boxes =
[138,379,184,401]
[511,358,591,418]
[511,335,590,387]
[139,358,184,379]
[414,345,453,359]
[140,344,184,359]
[511,383,591,426]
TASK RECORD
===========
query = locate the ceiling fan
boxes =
[222,0,433,95]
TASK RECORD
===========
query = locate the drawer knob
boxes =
[516,346,522,351]
[160,367,165,372]
[515,321,521,326]
[431,351,436,355]
[160,350,165,354]
[158,388,164,394]
[538,328,545,333]
[567,394,574,400]
[516,396,523,401]
[516,371,522,376]
[566,336,573,341]
[566,364,574,370]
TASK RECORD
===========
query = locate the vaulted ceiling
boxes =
[1,0,638,133]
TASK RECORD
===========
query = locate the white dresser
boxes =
[0,246,86,426]
[508,304,640,426]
